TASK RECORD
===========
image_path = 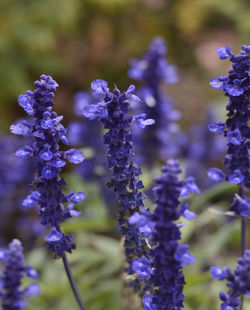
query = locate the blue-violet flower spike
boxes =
[0,239,39,310]
[83,80,153,288]
[130,160,198,309]
[209,45,250,215]
[210,250,250,310]
[10,75,85,256]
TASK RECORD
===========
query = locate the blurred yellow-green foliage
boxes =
[0,0,249,128]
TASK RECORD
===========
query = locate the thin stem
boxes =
[240,218,246,256]
[238,186,247,256]
[61,253,86,310]
[239,218,246,310]
[239,186,246,310]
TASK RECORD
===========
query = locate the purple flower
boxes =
[180,176,200,197]
[128,37,185,166]
[83,80,151,287]
[211,250,250,310]
[91,79,109,95]
[228,170,245,184]
[210,266,227,281]
[132,258,152,279]
[230,195,250,217]
[11,75,85,256]
[130,160,198,309]
[133,114,155,129]
[207,168,226,182]
[142,295,154,310]
[0,239,39,309]
[209,45,249,216]
[208,122,225,134]
[129,211,155,237]
[64,149,85,164]
[174,244,195,265]
[227,129,243,146]
[215,46,233,60]
[209,45,249,190]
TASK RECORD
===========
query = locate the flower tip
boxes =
[207,168,225,182]
[210,266,226,280]
[215,46,233,60]
[91,79,109,95]
[64,149,85,164]
[24,283,40,297]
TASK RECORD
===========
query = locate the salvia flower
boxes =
[129,160,198,309]
[10,75,85,256]
[208,45,250,216]
[0,239,39,309]
[83,79,154,280]
[128,37,185,166]
[211,249,250,310]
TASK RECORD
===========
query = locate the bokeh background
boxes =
[0,0,249,309]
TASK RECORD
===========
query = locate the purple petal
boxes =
[207,168,225,182]
[237,197,250,217]
[39,149,53,161]
[64,149,85,164]
[18,94,34,115]
[208,122,225,134]
[26,265,38,279]
[15,146,33,159]
[127,85,135,94]
[51,158,66,168]
[132,258,152,279]
[225,84,244,96]
[180,177,200,197]
[91,79,109,95]
[210,78,224,90]
[10,122,31,137]
[228,170,244,184]
[45,227,62,242]
[210,266,227,280]
[69,192,86,203]
[183,209,197,220]
[227,129,243,145]
[24,283,40,297]
[23,191,41,208]
[142,295,154,310]
[215,46,233,60]
[174,244,195,265]
[41,165,57,179]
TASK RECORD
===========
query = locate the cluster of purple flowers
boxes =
[208,45,250,216]
[82,79,154,279]
[1,39,248,310]
[208,45,250,310]
[211,250,250,310]
[129,160,199,310]
[128,37,185,166]
[10,75,85,256]
[0,239,39,309]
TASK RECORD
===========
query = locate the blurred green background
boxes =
[0,0,249,309]
[1,0,250,128]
